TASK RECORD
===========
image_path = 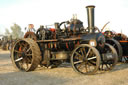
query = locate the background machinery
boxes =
[0,36,10,50]
[103,29,128,62]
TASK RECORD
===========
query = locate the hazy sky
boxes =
[0,0,128,35]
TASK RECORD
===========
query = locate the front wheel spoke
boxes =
[85,64,88,72]
[85,48,91,58]
[82,48,86,55]
[75,52,82,58]
[74,60,83,64]
[87,56,96,60]
[88,61,96,66]
[77,62,85,69]
[80,48,84,57]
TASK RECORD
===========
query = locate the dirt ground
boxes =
[0,49,128,85]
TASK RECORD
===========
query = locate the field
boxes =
[0,49,128,85]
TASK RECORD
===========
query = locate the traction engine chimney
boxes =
[86,5,95,33]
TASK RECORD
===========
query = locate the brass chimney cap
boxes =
[86,5,95,8]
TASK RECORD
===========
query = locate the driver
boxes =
[28,24,36,32]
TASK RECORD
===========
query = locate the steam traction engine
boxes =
[11,6,118,75]
[101,21,128,62]
[114,33,128,61]
[1,36,10,50]
[104,32,122,62]
[103,29,128,62]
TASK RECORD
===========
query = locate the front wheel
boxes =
[71,44,101,75]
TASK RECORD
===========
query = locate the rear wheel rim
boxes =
[11,39,41,71]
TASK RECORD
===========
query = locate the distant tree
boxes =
[5,28,11,37]
[10,23,24,39]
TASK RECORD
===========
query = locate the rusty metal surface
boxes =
[36,39,58,42]
[36,37,81,43]
[61,37,81,41]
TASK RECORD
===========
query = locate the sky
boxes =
[0,0,128,35]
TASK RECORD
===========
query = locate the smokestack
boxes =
[86,5,95,33]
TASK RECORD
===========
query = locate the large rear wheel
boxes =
[11,38,41,71]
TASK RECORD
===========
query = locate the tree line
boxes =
[5,23,24,39]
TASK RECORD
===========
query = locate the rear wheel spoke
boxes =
[15,57,23,62]
[26,47,31,53]
[25,58,29,70]
[26,54,32,56]
[14,50,22,53]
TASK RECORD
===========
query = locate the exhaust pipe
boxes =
[86,5,95,33]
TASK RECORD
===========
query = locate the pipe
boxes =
[101,21,110,32]
[86,5,95,33]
